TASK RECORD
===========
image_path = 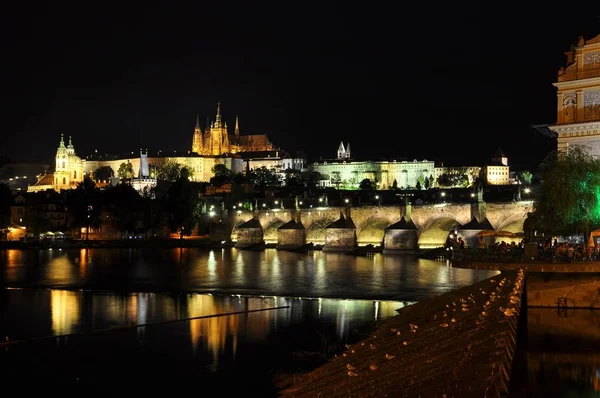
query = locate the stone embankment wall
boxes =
[527,272,600,308]
[279,269,525,397]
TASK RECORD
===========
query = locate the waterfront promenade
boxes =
[278,268,525,397]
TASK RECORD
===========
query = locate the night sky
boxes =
[2,2,600,172]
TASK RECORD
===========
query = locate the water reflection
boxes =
[0,248,498,301]
[1,287,410,373]
[50,290,79,335]
[525,308,600,396]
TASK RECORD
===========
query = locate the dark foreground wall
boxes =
[278,269,525,397]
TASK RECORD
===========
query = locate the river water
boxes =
[0,247,596,395]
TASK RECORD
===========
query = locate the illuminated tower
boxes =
[53,134,84,190]
[549,33,600,156]
[191,114,203,154]
[209,101,229,155]
[337,141,346,159]
[54,133,69,187]
[345,142,351,159]
[235,115,240,138]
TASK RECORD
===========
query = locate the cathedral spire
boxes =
[235,115,240,137]
[215,101,222,128]
[192,114,203,154]
[337,141,346,159]
[59,133,65,147]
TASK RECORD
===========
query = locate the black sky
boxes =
[2,1,600,172]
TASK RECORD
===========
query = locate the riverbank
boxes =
[277,268,525,397]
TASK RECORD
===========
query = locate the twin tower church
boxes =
[28,102,276,192]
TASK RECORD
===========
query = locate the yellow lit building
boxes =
[548,33,600,155]
[28,134,85,192]
[192,102,274,155]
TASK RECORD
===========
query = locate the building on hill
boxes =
[482,147,510,185]
[548,33,600,156]
[191,102,275,155]
[28,134,85,192]
[310,143,510,189]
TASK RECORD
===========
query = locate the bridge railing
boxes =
[453,248,598,264]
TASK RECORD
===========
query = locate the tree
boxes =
[359,178,376,190]
[104,183,144,237]
[117,161,134,179]
[249,166,281,187]
[392,179,398,190]
[528,146,600,247]
[284,168,301,187]
[210,164,233,186]
[517,170,533,186]
[94,166,114,182]
[156,160,182,182]
[415,180,421,190]
[331,171,342,189]
[423,177,430,190]
[166,171,202,239]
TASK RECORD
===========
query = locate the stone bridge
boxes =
[228,201,533,250]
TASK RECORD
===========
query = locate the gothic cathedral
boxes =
[191,102,274,155]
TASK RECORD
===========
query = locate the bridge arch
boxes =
[230,216,255,241]
[306,216,339,245]
[357,217,395,246]
[495,212,528,234]
[263,219,287,244]
[418,216,461,249]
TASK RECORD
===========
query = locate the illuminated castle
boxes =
[191,102,274,155]
[29,133,85,192]
[549,33,600,156]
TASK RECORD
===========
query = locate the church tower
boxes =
[337,141,346,159]
[55,134,69,188]
[191,114,203,154]
[235,115,240,138]
[53,134,84,190]
[345,142,351,159]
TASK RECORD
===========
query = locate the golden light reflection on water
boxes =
[188,294,239,365]
[78,248,89,279]
[6,249,23,267]
[50,289,80,335]
[45,254,77,285]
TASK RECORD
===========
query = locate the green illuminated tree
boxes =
[517,170,533,186]
[528,146,600,246]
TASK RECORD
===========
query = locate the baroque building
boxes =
[28,134,85,192]
[548,33,600,155]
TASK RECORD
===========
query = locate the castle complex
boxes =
[549,33,600,155]
[29,103,276,192]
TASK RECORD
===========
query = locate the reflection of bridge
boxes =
[228,201,532,251]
